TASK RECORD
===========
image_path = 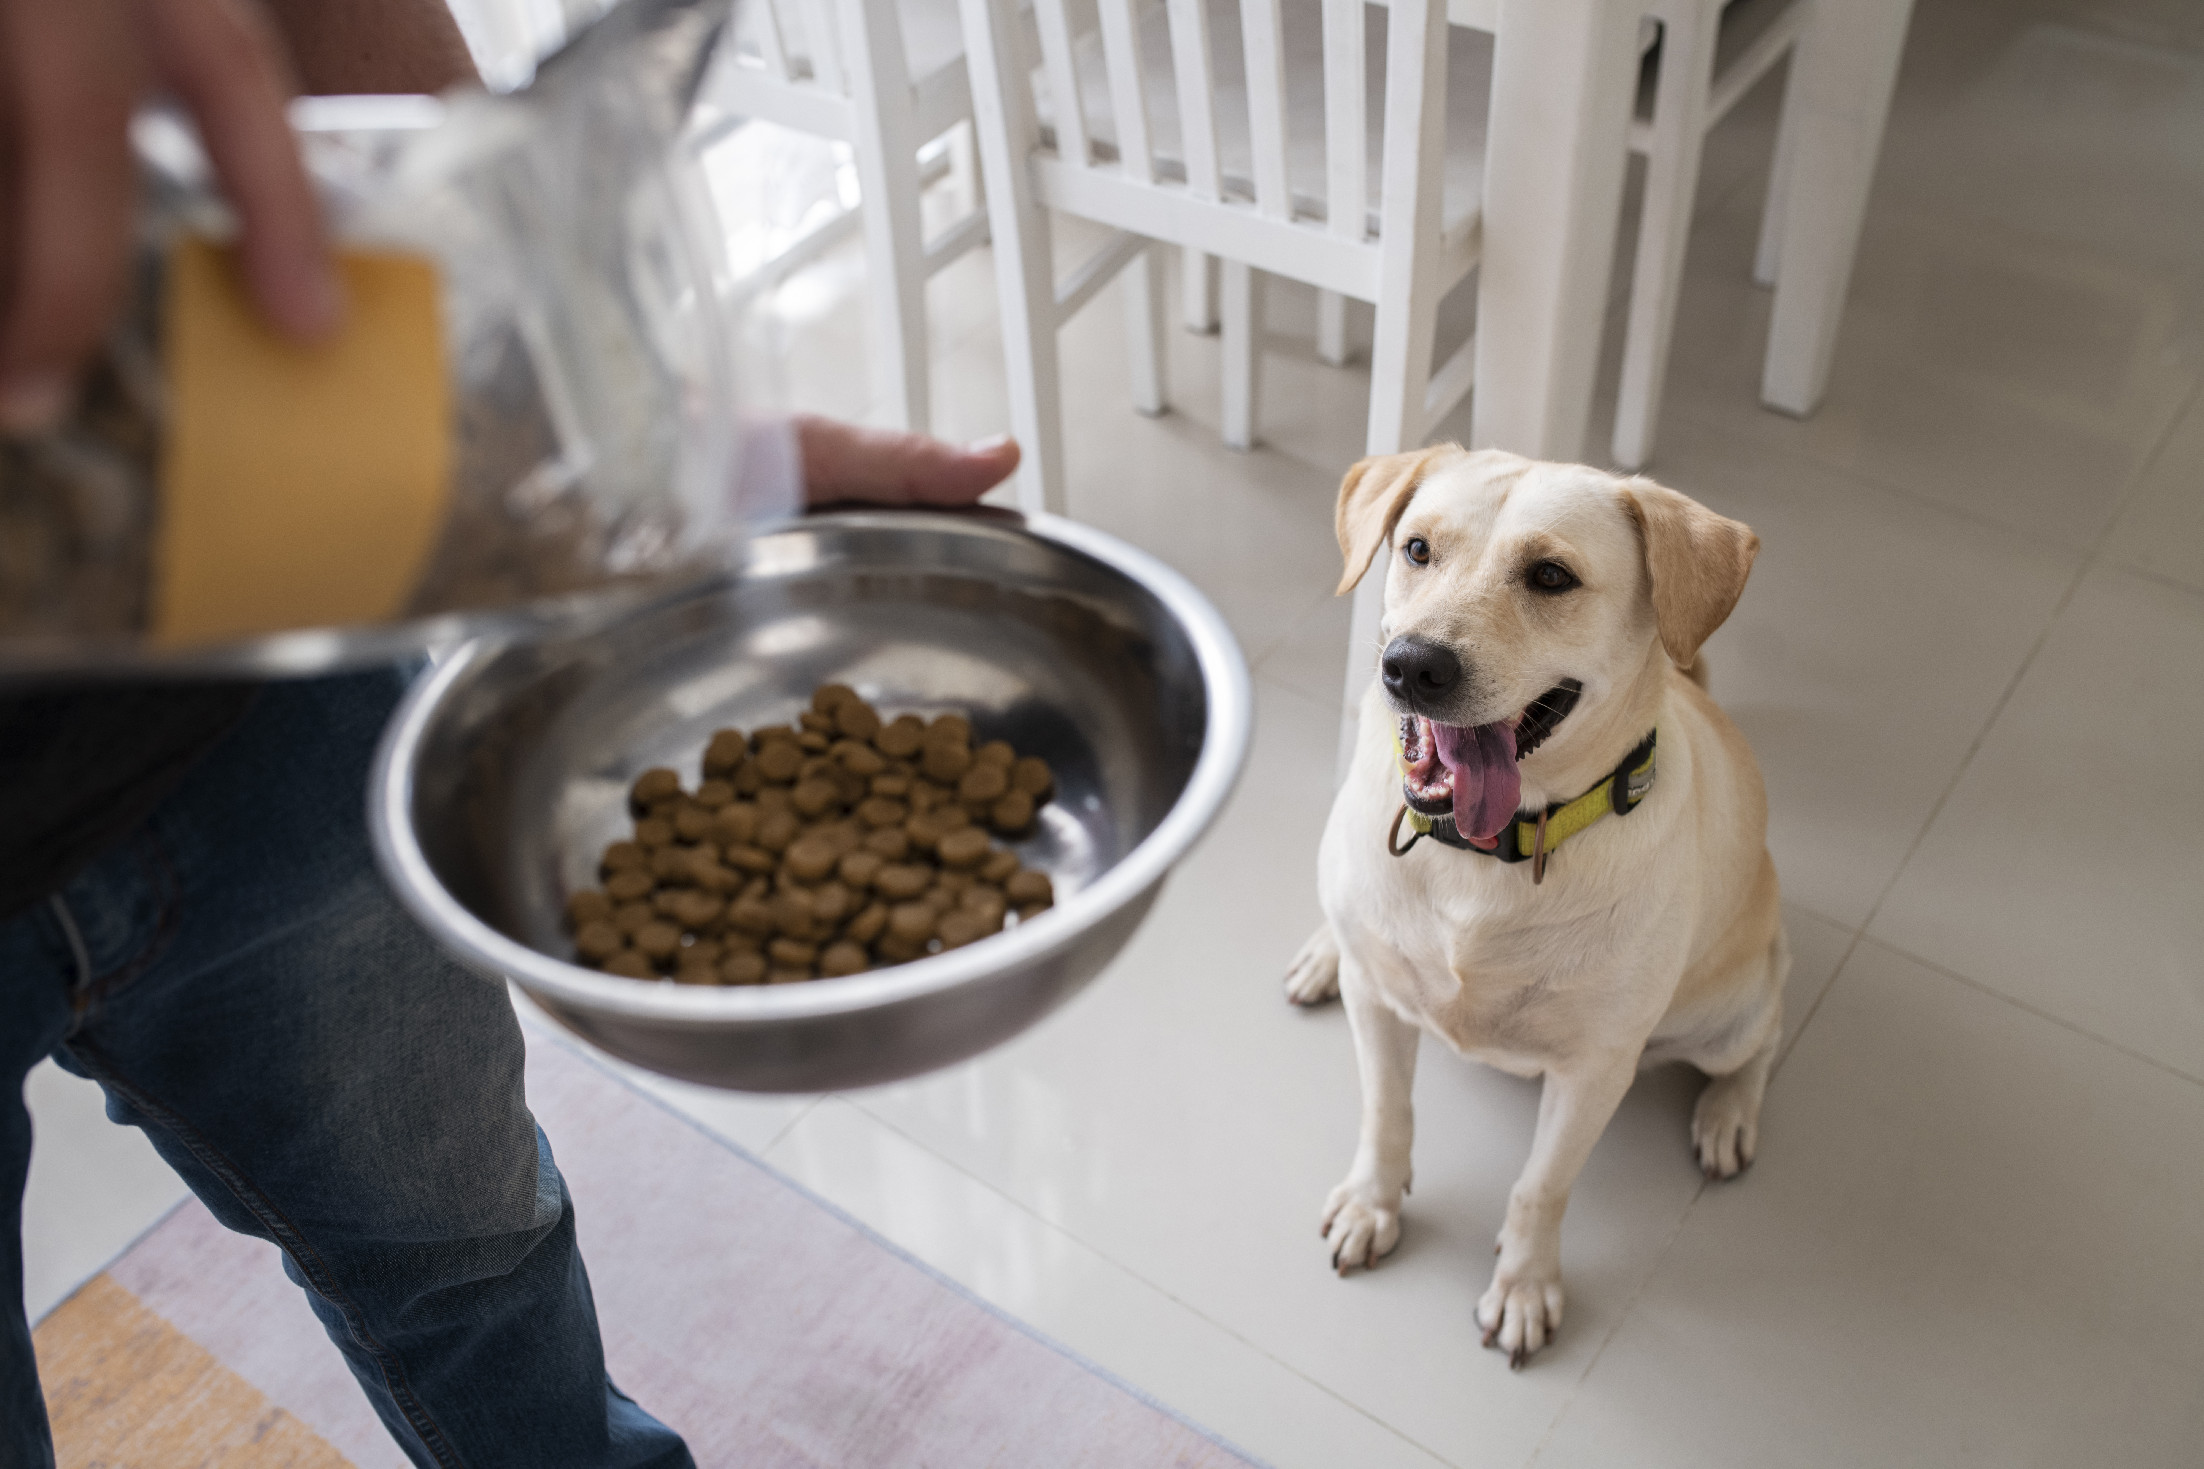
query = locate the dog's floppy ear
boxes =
[1334,447,1450,595]
[1619,479,1759,670]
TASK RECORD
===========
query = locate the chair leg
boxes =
[1316,289,1351,366]
[1612,5,1717,472]
[841,0,930,432]
[1124,245,1168,416]
[1761,0,1916,416]
[1221,260,1261,450]
[1753,56,1799,289]
[1182,247,1218,332]
[958,0,1066,512]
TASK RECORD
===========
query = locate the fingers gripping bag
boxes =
[0,0,790,678]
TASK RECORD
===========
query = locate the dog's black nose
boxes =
[1381,637,1461,701]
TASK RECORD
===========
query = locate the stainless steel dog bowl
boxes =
[370,509,1250,1091]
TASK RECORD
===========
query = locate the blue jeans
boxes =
[1,669,693,1469]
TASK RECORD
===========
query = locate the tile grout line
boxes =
[830,1094,1466,1469]
[1775,374,2204,1068]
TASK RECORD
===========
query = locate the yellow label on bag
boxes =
[153,237,450,645]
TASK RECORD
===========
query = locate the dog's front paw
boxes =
[1320,1179,1401,1274]
[1284,924,1342,1006]
[1477,1258,1564,1369]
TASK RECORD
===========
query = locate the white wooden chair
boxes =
[1611,0,1811,470]
[700,0,991,431]
[958,0,1486,513]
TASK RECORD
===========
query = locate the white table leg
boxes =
[1470,0,1641,461]
[1760,0,1916,417]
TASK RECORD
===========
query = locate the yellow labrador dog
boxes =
[1285,446,1785,1368]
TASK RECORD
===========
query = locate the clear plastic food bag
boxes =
[0,0,767,676]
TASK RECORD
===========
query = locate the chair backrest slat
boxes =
[1032,0,1092,166]
[753,0,795,80]
[1165,0,1223,201]
[798,0,845,90]
[1320,0,1366,240]
[1238,0,1292,218]
[1097,0,1156,183]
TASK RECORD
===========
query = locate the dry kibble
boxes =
[669,891,724,930]
[768,937,819,969]
[835,742,886,777]
[754,742,804,782]
[856,797,907,829]
[1006,870,1054,907]
[790,778,839,818]
[574,920,624,961]
[819,941,870,977]
[936,910,989,950]
[874,863,932,900]
[784,834,839,883]
[634,922,682,962]
[605,868,655,903]
[846,902,889,945]
[727,897,777,937]
[703,729,749,776]
[990,791,1035,834]
[957,763,1009,804]
[887,902,937,945]
[874,716,925,758]
[920,741,972,784]
[835,700,882,741]
[936,827,991,869]
[582,686,1058,987]
[756,810,801,852]
[770,890,817,938]
[630,768,682,809]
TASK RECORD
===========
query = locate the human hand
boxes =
[795,414,1021,508]
[0,0,346,434]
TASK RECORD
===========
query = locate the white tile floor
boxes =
[23,0,2204,1462]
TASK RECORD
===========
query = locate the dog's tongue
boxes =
[1432,720,1520,847]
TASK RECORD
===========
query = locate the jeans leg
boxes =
[1,903,80,1469]
[56,669,691,1469]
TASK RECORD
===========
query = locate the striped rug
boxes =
[34,1020,1260,1469]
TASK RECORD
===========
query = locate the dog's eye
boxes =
[1403,537,1431,566]
[1529,561,1578,592]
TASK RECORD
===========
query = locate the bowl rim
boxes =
[367,506,1253,1024]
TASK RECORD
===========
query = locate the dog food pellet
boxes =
[567,687,1060,982]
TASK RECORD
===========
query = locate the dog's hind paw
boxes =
[1320,1181,1401,1274]
[1284,924,1342,1006]
[1691,1061,1769,1180]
